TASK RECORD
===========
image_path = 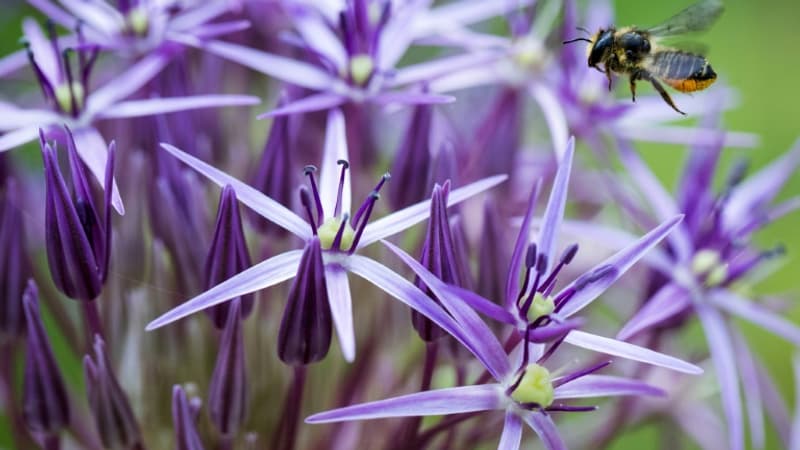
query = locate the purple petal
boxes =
[617,139,692,260]
[27,0,77,29]
[347,255,510,381]
[614,125,759,149]
[498,410,523,450]
[170,1,231,31]
[325,264,355,362]
[173,36,334,90]
[292,11,347,69]
[87,52,170,115]
[616,283,690,341]
[672,403,728,450]
[59,0,123,35]
[359,174,507,248]
[389,51,500,87]
[160,143,311,238]
[0,126,42,152]
[306,384,503,423]
[521,411,566,450]
[414,0,534,34]
[507,181,542,307]
[371,91,455,105]
[146,250,303,330]
[319,109,350,218]
[72,128,124,215]
[97,95,260,119]
[723,139,800,232]
[708,289,800,346]
[0,48,29,78]
[558,215,683,318]
[563,330,703,374]
[378,242,512,381]
[554,375,664,399]
[441,284,516,324]
[695,304,744,450]
[256,93,346,118]
[755,361,791,447]
[730,330,765,449]
[0,104,60,131]
[529,85,569,160]
[536,137,574,273]
[22,19,60,86]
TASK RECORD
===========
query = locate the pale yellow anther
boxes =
[691,249,728,287]
[514,36,546,70]
[349,54,374,86]
[510,364,554,407]
[318,218,355,251]
[526,292,555,322]
[127,7,149,36]
[55,82,85,114]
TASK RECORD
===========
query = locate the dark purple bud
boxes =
[83,335,142,450]
[250,94,296,235]
[412,182,468,341]
[22,280,70,435]
[470,88,522,180]
[204,186,255,328]
[389,103,433,210]
[428,142,459,190]
[208,299,248,437]
[478,198,510,303]
[277,237,332,365]
[172,386,205,450]
[42,128,114,301]
[0,179,29,341]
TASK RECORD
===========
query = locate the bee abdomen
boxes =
[650,51,717,92]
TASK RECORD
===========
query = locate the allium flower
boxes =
[0,19,259,212]
[41,128,114,302]
[171,0,529,116]
[566,137,800,450]
[147,108,506,362]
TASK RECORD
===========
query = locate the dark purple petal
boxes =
[209,299,248,436]
[389,102,432,210]
[478,197,511,304]
[441,284,516,325]
[507,180,542,308]
[306,384,503,423]
[84,335,142,449]
[172,386,205,450]
[0,179,29,341]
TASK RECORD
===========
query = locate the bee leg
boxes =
[641,71,686,115]
[605,69,613,91]
[629,76,638,102]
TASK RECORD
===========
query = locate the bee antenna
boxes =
[562,37,592,45]
[576,26,591,35]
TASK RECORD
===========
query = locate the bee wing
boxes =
[647,0,724,37]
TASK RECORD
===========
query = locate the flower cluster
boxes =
[0,1,797,450]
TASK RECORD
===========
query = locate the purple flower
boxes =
[146,108,506,363]
[0,178,29,342]
[388,102,433,210]
[170,0,528,117]
[172,385,205,450]
[0,19,260,213]
[84,335,143,450]
[22,280,71,443]
[208,299,248,437]
[42,127,114,301]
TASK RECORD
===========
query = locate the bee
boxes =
[564,0,724,114]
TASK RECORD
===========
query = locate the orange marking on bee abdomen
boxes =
[663,75,717,92]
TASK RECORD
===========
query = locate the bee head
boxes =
[587,28,614,68]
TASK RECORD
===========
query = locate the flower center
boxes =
[318,218,355,251]
[126,7,149,36]
[514,36,547,71]
[509,364,554,407]
[526,292,555,322]
[691,249,728,287]
[55,82,85,115]
[349,54,374,86]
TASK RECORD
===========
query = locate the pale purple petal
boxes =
[375,2,428,70]
[160,143,311,238]
[380,241,512,381]
[413,0,534,35]
[554,375,664,399]
[672,403,728,450]
[59,0,123,36]
[389,51,500,87]
[371,91,455,105]
[147,250,303,331]
[347,255,510,381]
[497,410,522,450]
[521,411,566,450]
[72,128,124,215]
[326,264,355,362]
[529,84,568,160]
[96,95,259,119]
[536,137,574,272]
[723,139,800,232]
[291,11,347,70]
[172,36,335,90]
[87,52,171,114]
[359,174,507,248]
[23,19,60,86]
[756,361,791,447]
[563,330,703,375]
[27,0,77,30]
[430,65,501,93]
[306,384,503,423]
[0,104,60,131]
[618,139,692,260]
[0,126,42,152]
[616,283,690,341]
[170,1,231,31]
[441,284,515,324]
[695,303,744,450]
[506,180,542,308]
[558,215,683,318]
[256,93,346,118]
[708,289,800,346]
[613,124,759,149]
[730,329,765,449]
[179,20,251,40]
[319,109,350,217]
[0,49,29,78]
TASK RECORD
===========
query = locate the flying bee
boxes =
[564,0,724,114]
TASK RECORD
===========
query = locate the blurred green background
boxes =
[0,0,798,449]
